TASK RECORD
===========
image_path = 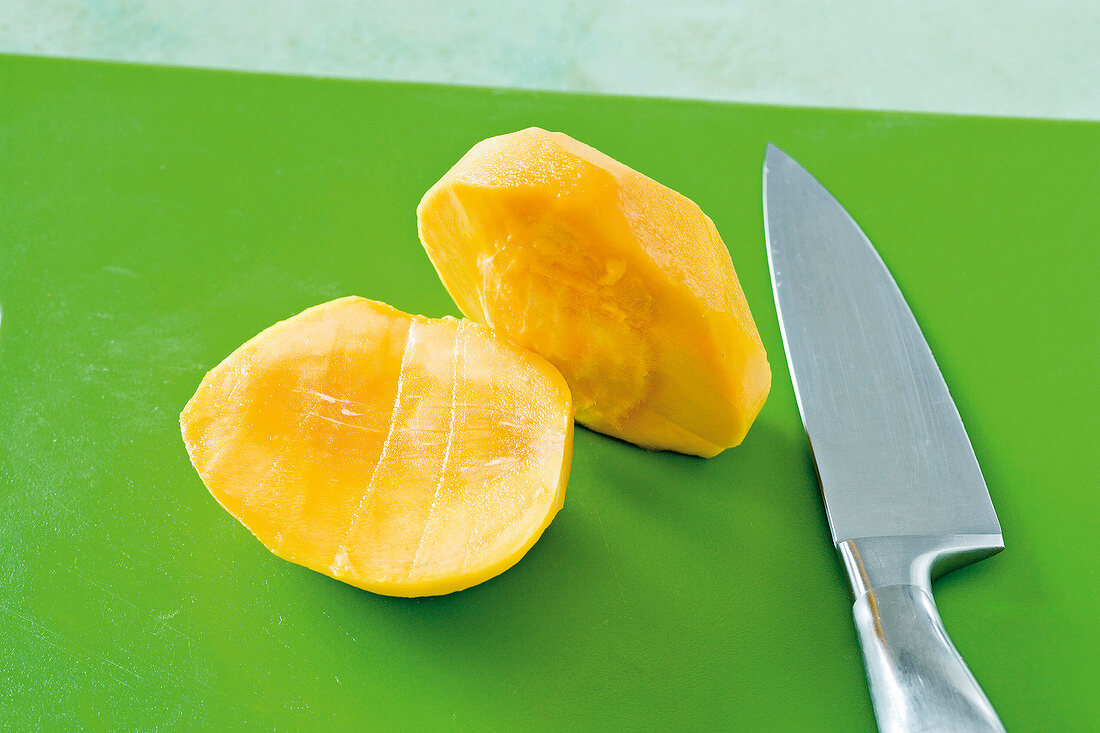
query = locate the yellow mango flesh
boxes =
[417,127,770,457]
[180,297,572,597]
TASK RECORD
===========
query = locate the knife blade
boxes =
[763,144,1005,733]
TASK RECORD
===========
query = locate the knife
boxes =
[762,145,1006,732]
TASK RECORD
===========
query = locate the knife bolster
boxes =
[837,534,1003,599]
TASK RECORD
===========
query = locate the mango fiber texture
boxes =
[181,297,573,597]
[418,128,771,457]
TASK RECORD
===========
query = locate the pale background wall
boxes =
[1,0,1097,120]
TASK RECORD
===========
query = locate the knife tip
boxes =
[765,142,789,164]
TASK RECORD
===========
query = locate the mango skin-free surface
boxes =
[181,297,572,597]
[418,127,770,457]
[1,55,1097,731]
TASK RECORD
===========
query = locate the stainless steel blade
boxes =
[763,145,1001,544]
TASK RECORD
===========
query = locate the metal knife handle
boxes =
[840,536,1006,732]
[853,584,1004,732]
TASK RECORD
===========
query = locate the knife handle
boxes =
[840,536,1006,733]
[853,584,1004,733]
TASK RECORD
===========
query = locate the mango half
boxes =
[181,297,572,597]
[417,128,770,457]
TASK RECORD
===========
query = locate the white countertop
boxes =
[2,0,1097,120]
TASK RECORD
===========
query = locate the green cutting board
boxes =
[1,55,1097,731]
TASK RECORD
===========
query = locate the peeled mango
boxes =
[181,297,572,597]
[417,127,770,457]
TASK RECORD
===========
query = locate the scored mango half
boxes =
[181,297,573,597]
[417,127,770,457]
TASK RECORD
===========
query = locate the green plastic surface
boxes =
[1,55,1097,731]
